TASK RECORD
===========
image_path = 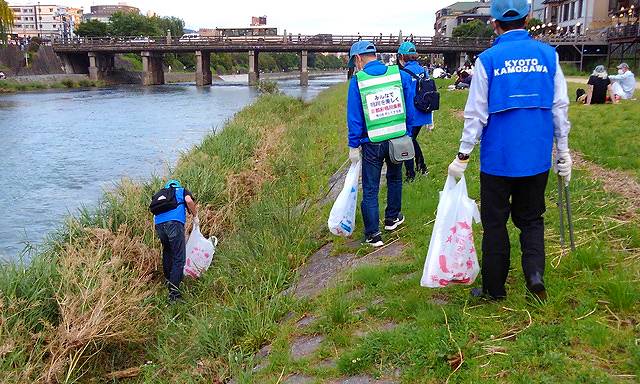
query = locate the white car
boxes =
[179,33,203,42]
[130,36,155,44]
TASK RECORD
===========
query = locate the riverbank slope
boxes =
[0,83,638,383]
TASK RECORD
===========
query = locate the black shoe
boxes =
[418,167,429,176]
[526,273,547,302]
[406,176,416,183]
[470,287,505,301]
[384,214,405,231]
[363,233,384,247]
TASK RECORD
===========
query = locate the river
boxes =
[0,74,345,261]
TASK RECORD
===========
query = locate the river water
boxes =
[0,74,345,261]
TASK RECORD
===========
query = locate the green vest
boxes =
[356,65,407,143]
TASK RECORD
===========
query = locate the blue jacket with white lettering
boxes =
[347,60,413,148]
[478,30,557,177]
[401,60,433,130]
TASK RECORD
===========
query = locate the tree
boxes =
[527,18,543,30]
[452,20,494,39]
[0,0,14,44]
[108,12,160,37]
[74,20,108,37]
[156,16,184,38]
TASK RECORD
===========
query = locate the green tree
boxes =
[156,16,184,37]
[527,18,543,30]
[452,19,494,39]
[0,0,14,44]
[108,12,160,37]
[74,20,109,37]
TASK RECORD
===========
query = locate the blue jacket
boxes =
[478,30,557,177]
[154,188,187,225]
[347,60,413,148]
[401,60,434,129]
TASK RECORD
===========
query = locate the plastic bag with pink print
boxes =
[421,176,481,288]
[184,217,218,278]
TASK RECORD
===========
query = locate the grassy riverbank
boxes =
[1,82,638,383]
[0,78,106,93]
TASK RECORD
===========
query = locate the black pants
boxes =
[404,125,427,179]
[155,221,186,299]
[480,171,549,297]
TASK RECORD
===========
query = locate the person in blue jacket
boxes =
[447,0,572,301]
[153,179,198,302]
[346,41,413,247]
[397,41,434,181]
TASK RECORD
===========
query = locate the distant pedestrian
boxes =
[150,179,198,302]
[609,62,636,100]
[0,71,6,80]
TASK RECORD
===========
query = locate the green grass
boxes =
[121,53,143,71]
[0,78,105,93]
[0,80,638,383]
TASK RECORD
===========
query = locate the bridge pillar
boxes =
[248,50,259,86]
[300,50,309,86]
[141,51,165,86]
[195,50,212,86]
[88,52,114,81]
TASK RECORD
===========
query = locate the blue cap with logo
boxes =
[348,40,377,68]
[165,179,182,188]
[397,41,417,55]
[491,0,530,22]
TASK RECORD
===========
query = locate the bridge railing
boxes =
[52,34,493,49]
[607,24,640,40]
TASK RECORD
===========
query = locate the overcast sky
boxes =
[59,0,456,35]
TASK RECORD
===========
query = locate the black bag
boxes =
[402,67,440,113]
[149,187,182,215]
[576,88,586,102]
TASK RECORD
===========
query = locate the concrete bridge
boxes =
[52,34,492,86]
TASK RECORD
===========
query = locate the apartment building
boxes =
[434,1,492,37]
[9,3,70,40]
[539,0,633,34]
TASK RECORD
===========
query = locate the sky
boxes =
[31,0,456,35]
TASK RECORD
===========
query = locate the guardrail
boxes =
[607,24,640,39]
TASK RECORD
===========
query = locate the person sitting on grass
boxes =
[609,63,636,101]
[581,65,616,105]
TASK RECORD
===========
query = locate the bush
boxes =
[256,79,280,94]
[61,79,76,88]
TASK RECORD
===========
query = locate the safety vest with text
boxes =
[356,65,407,143]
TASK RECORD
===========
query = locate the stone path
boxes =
[291,241,406,299]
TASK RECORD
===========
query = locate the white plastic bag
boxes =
[328,160,361,237]
[184,217,218,278]
[421,176,481,288]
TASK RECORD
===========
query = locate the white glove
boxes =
[554,150,573,185]
[349,147,361,163]
[448,157,469,179]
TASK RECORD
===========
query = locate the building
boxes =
[8,3,72,40]
[539,0,636,35]
[251,15,267,26]
[434,1,492,37]
[82,3,140,23]
[531,0,547,20]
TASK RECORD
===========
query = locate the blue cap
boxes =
[491,0,530,21]
[165,179,182,188]
[397,41,417,55]
[348,40,376,68]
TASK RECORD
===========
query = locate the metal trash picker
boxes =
[556,173,576,251]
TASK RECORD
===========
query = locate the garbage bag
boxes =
[328,160,361,237]
[421,176,481,288]
[184,217,218,278]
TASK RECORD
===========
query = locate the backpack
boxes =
[149,187,183,215]
[402,67,440,113]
